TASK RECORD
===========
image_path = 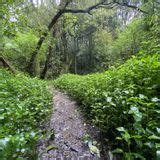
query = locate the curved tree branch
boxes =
[63,2,114,15]
[63,1,147,14]
[114,2,148,14]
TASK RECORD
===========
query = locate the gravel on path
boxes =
[38,90,103,160]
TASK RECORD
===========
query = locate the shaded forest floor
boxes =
[38,90,108,160]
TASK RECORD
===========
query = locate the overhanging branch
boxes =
[63,1,148,15]
[63,2,114,15]
[114,2,148,14]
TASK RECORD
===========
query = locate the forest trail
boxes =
[38,90,104,160]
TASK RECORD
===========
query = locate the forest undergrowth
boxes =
[54,54,160,159]
[0,69,52,159]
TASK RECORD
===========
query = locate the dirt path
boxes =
[38,90,103,160]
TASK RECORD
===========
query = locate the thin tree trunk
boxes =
[41,0,43,5]
[75,55,77,74]
[40,45,52,79]
[40,22,60,79]
[0,56,16,73]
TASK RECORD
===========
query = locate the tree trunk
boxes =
[27,1,71,76]
[0,56,16,73]
[41,0,43,5]
[40,45,52,79]
[27,10,64,76]
[74,55,77,74]
[88,34,93,72]
[37,0,39,6]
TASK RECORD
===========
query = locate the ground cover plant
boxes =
[0,69,52,159]
[54,54,160,159]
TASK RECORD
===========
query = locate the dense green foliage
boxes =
[3,31,47,73]
[54,54,160,159]
[1,0,160,159]
[0,69,52,159]
[2,0,159,78]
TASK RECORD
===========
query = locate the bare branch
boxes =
[63,1,148,15]
[114,2,148,14]
[63,2,114,14]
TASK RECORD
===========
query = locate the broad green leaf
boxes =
[112,148,123,154]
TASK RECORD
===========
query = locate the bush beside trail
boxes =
[54,54,160,159]
[0,69,52,159]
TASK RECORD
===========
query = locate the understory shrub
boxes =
[54,54,160,159]
[0,69,52,159]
